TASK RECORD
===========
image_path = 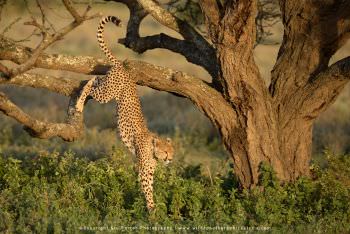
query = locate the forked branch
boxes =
[7,0,99,78]
[115,0,218,77]
[0,35,236,135]
[136,0,204,43]
[0,0,239,142]
[0,0,100,141]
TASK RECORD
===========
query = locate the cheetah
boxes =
[75,16,174,212]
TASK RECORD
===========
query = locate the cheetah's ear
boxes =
[166,137,172,143]
[152,137,160,147]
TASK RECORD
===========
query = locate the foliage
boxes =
[167,0,204,27]
[0,149,349,233]
[167,0,281,43]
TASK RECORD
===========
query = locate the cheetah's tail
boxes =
[97,16,122,64]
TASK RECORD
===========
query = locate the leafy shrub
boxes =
[0,150,349,233]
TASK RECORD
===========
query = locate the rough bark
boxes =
[198,0,286,186]
[268,0,350,181]
[0,91,84,141]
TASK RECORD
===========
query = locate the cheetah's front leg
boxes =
[75,77,96,112]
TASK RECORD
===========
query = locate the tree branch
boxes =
[270,0,350,101]
[0,36,111,75]
[129,0,203,45]
[120,33,217,77]
[7,0,99,78]
[132,0,217,70]
[136,0,192,36]
[0,36,235,135]
[1,38,212,97]
[62,0,85,22]
[0,72,80,96]
[123,60,237,135]
[0,91,84,141]
[199,0,221,26]
[298,56,350,120]
[116,0,218,78]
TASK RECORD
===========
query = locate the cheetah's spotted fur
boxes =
[75,16,174,211]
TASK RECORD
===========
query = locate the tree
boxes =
[0,0,349,188]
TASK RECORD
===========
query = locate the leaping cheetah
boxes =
[75,16,174,212]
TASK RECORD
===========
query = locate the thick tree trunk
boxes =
[211,0,350,188]
[216,44,314,187]
[219,110,313,188]
[220,120,284,188]
[215,45,287,188]
[278,120,313,181]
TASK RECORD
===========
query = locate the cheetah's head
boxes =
[152,135,174,164]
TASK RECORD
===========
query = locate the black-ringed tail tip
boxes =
[97,16,123,64]
[99,16,122,26]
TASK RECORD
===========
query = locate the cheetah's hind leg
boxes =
[75,77,96,112]
[139,158,156,212]
[136,144,157,212]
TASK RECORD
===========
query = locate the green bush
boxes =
[0,150,349,233]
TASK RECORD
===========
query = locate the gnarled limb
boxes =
[124,60,237,134]
[270,0,350,102]
[7,0,100,78]
[0,35,236,141]
[113,0,218,78]
[298,56,350,120]
[135,0,205,44]
[0,0,100,142]
[0,35,111,74]
[199,0,221,40]
[199,0,221,25]
[0,72,80,96]
[0,91,84,141]
[118,2,217,77]
[116,0,214,54]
